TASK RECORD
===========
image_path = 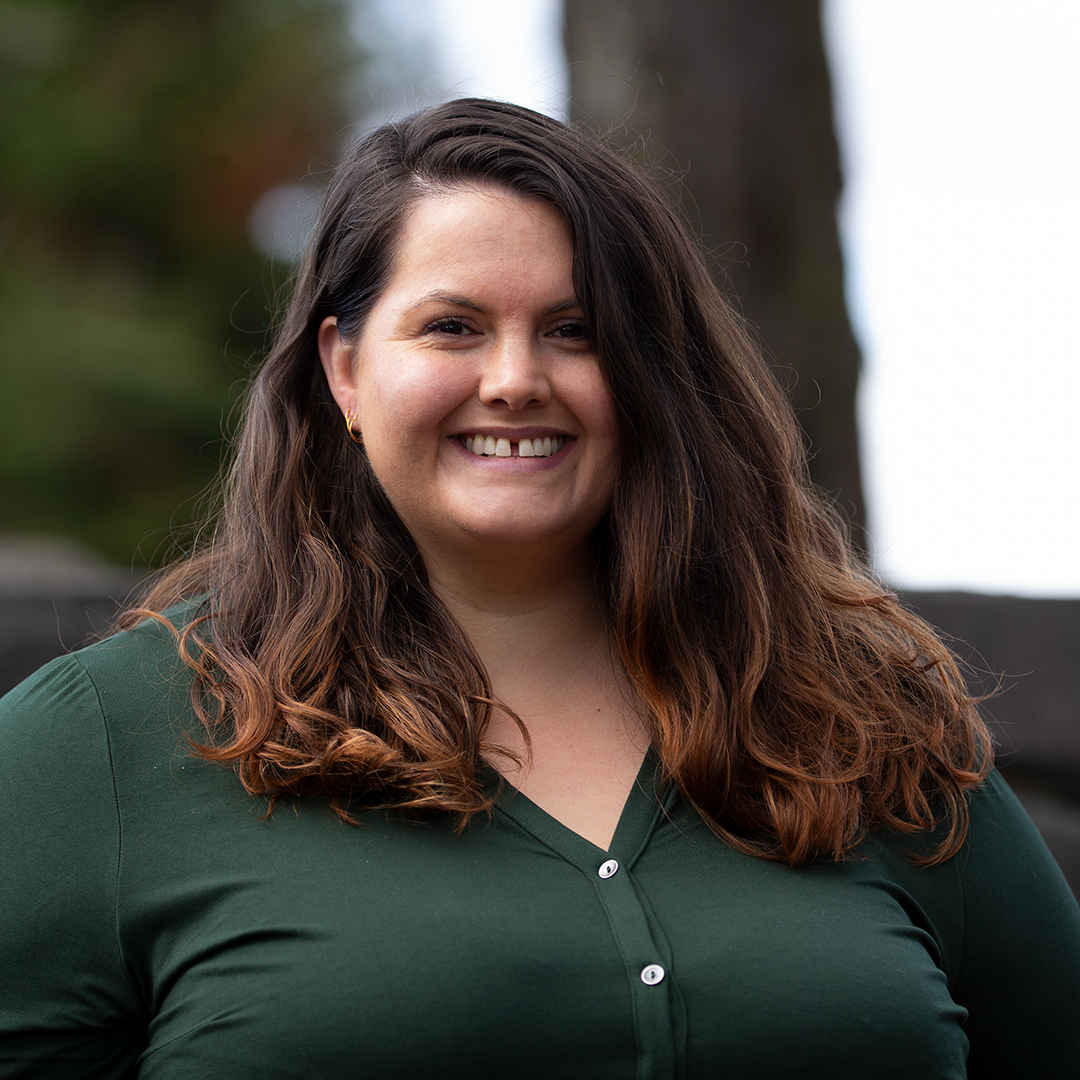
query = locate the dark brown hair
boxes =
[130,98,991,865]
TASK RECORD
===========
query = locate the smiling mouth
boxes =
[459,435,567,458]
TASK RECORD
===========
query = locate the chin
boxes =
[443,509,602,551]
[460,520,576,546]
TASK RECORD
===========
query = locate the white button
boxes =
[640,964,665,985]
[598,859,619,879]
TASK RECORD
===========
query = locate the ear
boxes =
[317,316,357,414]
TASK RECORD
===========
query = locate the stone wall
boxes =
[0,536,140,691]
[903,591,1080,894]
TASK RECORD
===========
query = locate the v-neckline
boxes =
[488,748,675,873]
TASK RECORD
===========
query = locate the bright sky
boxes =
[355,0,1080,597]
[825,0,1080,598]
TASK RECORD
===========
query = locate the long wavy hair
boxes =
[129,98,991,866]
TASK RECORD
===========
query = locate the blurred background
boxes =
[1,0,1078,890]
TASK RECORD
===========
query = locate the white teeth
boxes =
[460,435,567,457]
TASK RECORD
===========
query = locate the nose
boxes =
[478,337,552,410]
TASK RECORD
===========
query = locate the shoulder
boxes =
[925,771,1080,1074]
[76,596,207,681]
[0,598,205,753]
[951,768,1080,967]
[865,768,1069,880]
[947,769,1079,930]
[0,604,207,1066]
[957,771,1080,1075]
[849,770,1080,970]
[841,771,1080,1074]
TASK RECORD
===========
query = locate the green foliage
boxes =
[0,250,236,563]
[0,0,361,565]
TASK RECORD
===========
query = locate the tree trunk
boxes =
[565,0,866,538]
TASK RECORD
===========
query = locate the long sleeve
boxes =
[0,655,144,1079]
[951,770,1080,1077]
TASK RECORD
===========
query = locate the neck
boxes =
[418,535,649,849]
[434,540,609,639]
[422,539,611,680]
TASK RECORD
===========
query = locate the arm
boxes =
[0,656,143,1079]
[952,770,1080,1078]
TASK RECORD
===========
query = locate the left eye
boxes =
[551,321,588,340]
[426,317,471,335]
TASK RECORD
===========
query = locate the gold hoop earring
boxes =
[344,409,363,446]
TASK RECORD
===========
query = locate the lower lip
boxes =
[448,437,575,469]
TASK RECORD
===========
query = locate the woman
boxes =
[1,99,1078,1078]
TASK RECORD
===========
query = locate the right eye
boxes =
[424,317,473,336]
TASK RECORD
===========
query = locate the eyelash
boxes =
[423,317,590,340]
[552,320,588,340]
[424,317,472,336]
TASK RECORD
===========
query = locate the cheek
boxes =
[357,360,470,434]
[575,373,621,451]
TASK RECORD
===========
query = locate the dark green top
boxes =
[1,612,1078,1079]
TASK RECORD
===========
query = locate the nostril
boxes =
[478,356,552,409]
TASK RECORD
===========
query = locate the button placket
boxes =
[590,854,676,1080]
[490,753,678,1078]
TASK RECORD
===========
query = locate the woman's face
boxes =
[318,186,620,566]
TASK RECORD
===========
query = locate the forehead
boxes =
[382,187,575,297]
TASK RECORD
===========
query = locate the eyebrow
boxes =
[406,292,582,316]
